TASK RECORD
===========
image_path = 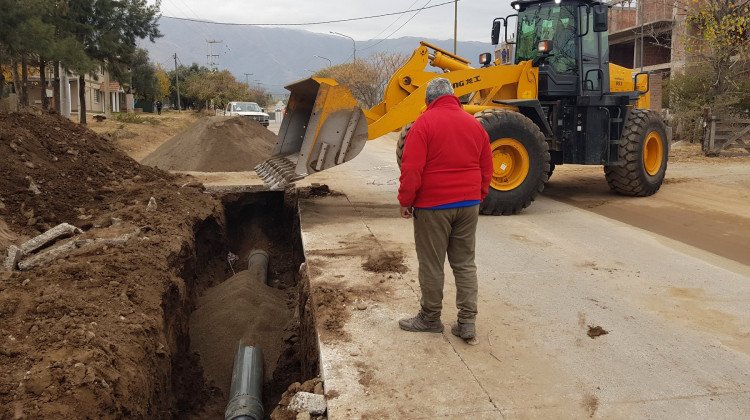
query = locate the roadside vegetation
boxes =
[0,0,160,124]
[664,0,750,140]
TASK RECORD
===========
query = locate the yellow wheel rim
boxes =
[490,138,530,191]
[643,131,664,176]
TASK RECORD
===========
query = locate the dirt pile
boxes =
[0,111,222,418]
[141,116,276,172]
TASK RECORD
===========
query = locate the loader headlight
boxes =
[478,53,493,67]
[538,41,551,53]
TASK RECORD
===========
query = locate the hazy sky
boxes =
[149,0,516,43]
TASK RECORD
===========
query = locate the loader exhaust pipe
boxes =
[255,78,369,188]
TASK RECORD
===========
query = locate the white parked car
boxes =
[225,101,269,127]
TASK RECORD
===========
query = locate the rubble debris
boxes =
[18,239,92,271]
[147,197,157,211]
[3,245,23,271]
[287,391,327,416]
[20,222,82,254]
[18,229,141,271]
[27,177,42,195]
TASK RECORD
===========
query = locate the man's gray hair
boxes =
[425,77,454,104]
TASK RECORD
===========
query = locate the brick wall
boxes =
[610,4,637,32]
[610,44,635,68]
[643,41,672,67]
[649,74,663,113]
[642,0,675,24]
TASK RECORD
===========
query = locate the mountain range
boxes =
[144,17,497,95]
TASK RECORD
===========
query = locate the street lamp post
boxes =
[314,55,332,67]
[330,31,355,63]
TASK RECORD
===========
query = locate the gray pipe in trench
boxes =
[224,249,269,420]
[247,249,269,285]
[224,343,264,420]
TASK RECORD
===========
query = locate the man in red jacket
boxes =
[398,77,493,341]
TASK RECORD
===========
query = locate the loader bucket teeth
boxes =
[256,77,369,187]
[254,155,302,190]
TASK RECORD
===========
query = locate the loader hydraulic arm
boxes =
[364,42,540,139]
[256,42,540,188]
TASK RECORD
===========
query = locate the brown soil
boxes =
[0,110,310,419]
[312,283,353,343]
[587,326,609,338]
[362,250,407,273]
[0,110,220,418]
[141,116,276,172]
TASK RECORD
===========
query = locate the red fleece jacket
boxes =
[398,95,493,208]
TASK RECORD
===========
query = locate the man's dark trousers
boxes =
[413,204,479,324]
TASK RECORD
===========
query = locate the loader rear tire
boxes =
[477,110,550,215]
[604,109,668,196]
[396,123,413,169]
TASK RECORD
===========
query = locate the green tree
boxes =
[128,48,158,101]
[167,63,210,110]
[64,0,161,123]
[0,0,56,105]
[182,69,250,111]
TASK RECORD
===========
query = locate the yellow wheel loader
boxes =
[256,0,669,215]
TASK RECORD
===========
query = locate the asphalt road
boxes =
[294,134,750,419]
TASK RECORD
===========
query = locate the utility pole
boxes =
[454,0,458,55]
[206,40,222,71]
[330,32,355,63]
[244,73,253,86]
[174,53,181,112]
[639,0,645,71]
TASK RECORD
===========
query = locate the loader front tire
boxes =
[477,110,550,215]
[396,123,413,169]
[604,109,668,196]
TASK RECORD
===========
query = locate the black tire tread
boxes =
[476,109,550,215]
[604,108,668,197]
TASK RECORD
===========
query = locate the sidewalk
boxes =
[296,134,750,419]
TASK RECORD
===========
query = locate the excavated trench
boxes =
[167,189,319,418]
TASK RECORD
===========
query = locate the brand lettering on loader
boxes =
[452,76,481,89]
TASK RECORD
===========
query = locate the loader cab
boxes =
[506,0,610,98]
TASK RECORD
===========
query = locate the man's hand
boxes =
[400,206,414,219]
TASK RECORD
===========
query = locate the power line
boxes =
[361,0,422,45]
[160,1,459,27]
[359,0,435,52]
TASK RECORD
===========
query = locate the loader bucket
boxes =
[255,77,368,188]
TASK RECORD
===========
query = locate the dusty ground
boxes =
[544,142,750,266]
[2,108,747,419]
[86,110,205,162]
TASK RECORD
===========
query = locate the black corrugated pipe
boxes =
[247,249,269,285]
[224,342,264,420]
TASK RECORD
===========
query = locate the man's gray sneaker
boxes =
[451,321,476,339]
[399,313,444,333]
